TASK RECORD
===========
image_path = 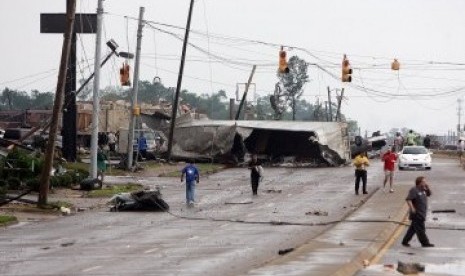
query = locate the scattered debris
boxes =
[362,259,370,267]
[60,206,71,216]
[80,178,103,191]
[278,248,294,255]
[264,189,282,194]
[224,200,253,205]
[397,261,425,274]
[60,241,75,247]
[384,264,395,269]
[432,209,456,213]
[108,190,169,212]
[305,210,328,216]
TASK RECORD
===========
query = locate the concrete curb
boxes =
[333,187,410,275]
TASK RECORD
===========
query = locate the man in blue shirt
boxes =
[137,132,148,159]
[181,161,200,207]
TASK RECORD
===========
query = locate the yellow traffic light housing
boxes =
[278,47,289,74]
[341,54,352,82]
[120,62,131,86]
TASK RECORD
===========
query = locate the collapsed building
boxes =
[142,113,351,166]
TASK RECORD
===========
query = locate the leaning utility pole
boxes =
[335,88,345,122]
[38,0,76,206]
[89,0,104,178]
[235,65,257,120]
[126,7,145,170]
[167,0,195,161]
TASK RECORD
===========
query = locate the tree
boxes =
[277,56,309,120]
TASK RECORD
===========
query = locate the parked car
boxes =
[398,146,432,170]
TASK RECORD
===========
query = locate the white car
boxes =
[398,146,432,170]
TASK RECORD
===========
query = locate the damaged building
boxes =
[142,113,351,166]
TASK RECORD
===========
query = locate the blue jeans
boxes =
[186,181,196,203]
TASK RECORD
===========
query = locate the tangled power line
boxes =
[4,11,465,104]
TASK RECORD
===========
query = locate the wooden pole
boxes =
[235,65,257,120]
[38,0,76,206]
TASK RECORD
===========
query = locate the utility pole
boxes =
[324,101,329,122]
[89,0,104,178]
[458,98,463,134]
[167,0,195,161]
[235,65,257,120]
[335,88,345,122]
[38,0,76,206]
[327,86,333,122]
[40,2,97,162]
[126,7,145,170]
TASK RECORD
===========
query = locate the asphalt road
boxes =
[357,158,465,275]
[1,158,463,275]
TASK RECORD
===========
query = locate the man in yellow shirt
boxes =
[353,152,370,195]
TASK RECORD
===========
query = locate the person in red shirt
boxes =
[382,146,397,193]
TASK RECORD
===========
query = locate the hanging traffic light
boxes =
[278,47,289,74]
[341,54,352,82]
[391,59,400,70]
[119,62,131,86]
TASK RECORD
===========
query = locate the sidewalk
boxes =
[247,184,410,276]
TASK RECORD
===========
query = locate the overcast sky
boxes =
[2,0,465,135]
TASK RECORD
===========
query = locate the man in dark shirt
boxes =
[248,154,261,196]
[401,176,434,247]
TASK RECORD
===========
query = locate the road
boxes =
[357,158,465,275]
[1,158,464,275]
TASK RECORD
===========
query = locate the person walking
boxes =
[401,176,434,247]
[96,144,107,183]
[107,131,117,152]
[394,132,404,152]
[382,146,397,193]
[423,134,431,149]
[181,161,200,207]
[458,139,465,167]
[353,152,370,195]
[406,130,417,146]
[248,154,262,196]
[137,132,148,160]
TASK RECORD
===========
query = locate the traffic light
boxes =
[391,59,400,70]
[341,54,352,82]
[119,62,131,86]
[278,47,289,74]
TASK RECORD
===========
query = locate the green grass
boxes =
[161,163,225,177]
[0,215,17,225]
[87,183,143,198]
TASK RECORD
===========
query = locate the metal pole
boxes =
[167,0,195,161]
[89,0,104,178]
[127,7,145,170]
[235,65,257,120]
[38,0,76,206]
